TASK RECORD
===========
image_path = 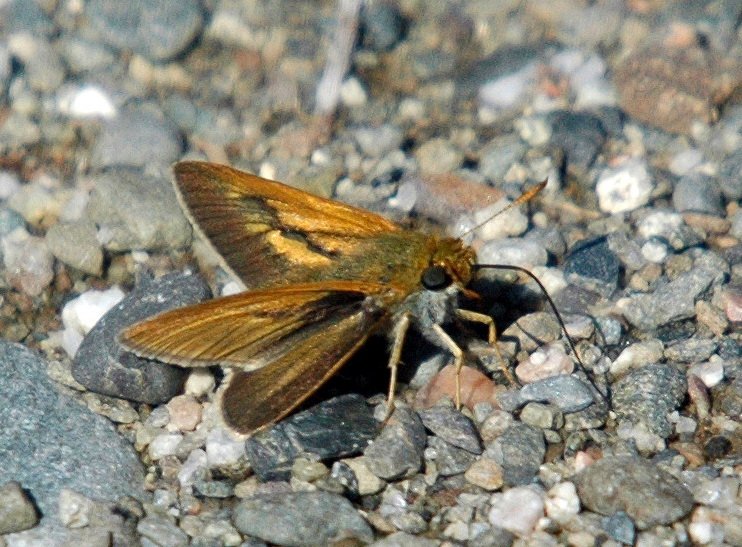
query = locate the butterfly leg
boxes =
[455,309,516,386]
[431,324,464,409]
[385,312,411,420]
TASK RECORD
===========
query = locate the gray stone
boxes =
[549,110,606,176]
[364,407,426,480]
[245,394,378,482]
[613,363,686,438]
[418,406,482,454]
[0,0,54,36]
[137,516,188,547]
[564,236,620,295]
[361,2,405,52]
[575,456,693,529]
[672,173,724,215]
[520,402,564,430]
[479,135,527,181]
[619,266,718,330]
[603,511,636,545]
[57,37,117,74]
[233,491,373,546]
[498,374,596,413]
[371,531,438,547]
[91,107,183,169]
[0,481,38,534]
[0,342,146,519]
[86,0,203,61]
[72,271,210,404]
[45,219,104,275]
[85,167,191,251]
[486,422,545,486]
[718,149,742,201]
[664,337,717,363]
[426,436,476,476]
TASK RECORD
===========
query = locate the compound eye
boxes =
[421,265,451,290]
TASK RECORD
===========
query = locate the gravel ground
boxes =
[0,1,740,545]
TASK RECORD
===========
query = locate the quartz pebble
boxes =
[488,486,544,536]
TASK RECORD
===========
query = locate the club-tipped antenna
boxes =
[473,262,609,406]
[458,180,547,240]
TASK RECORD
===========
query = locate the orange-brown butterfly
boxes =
[119,161,564,435]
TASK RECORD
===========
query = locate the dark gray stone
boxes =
[603,511,636,545]
[564,236,620,295]
[549,110,606,176]
[245,394,379,482]
[72,271,210,404]
[613,363,687,438]
[575,456,694,529]
[233,491,373,546]
[86,0,203,61]
[0,342,146,519]
[486,422,545,486]
[418,406,482,454]
[91,107,183,169]
[364,406,426,480]
[85,167,192,251]
[426,436,476,477]
[672,173,724,215]
[137,516,189,546]
[718,149,742,200]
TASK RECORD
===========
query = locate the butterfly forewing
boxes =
[173,162,404,290]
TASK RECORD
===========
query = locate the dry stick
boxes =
[314,0,363,117]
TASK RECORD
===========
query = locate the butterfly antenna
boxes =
[473,263,609,407]
[458,180,547,239]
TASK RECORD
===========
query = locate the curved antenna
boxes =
[473,263,609,406]
[458,180,547,240]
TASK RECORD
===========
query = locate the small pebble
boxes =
[515,343,574,383]
[184,369,216,397]
[148,433,183,461]
[2,227,54,296]
[595,159,653,214]
[57,489,95,528]
[0,481,39,534]
[488,486,544,536]
[166,394,202,432]
[464,457,504,491]
[544,482,580,525]
[178,449,207,487]
[61,286,126,337]
[688,358,725,388]
[610,339,664,376]
[205,428,245,468]
[137,516,189,547]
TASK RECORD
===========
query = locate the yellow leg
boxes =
[432,324,464,409]
[384,313,411,420]
[455,308,516,386]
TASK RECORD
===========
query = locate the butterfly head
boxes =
[425,238,476,291]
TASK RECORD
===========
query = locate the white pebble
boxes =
[516,343,574,384]
[688,357,725,388]
[178,449,207,487]
[57,84,117,119]
[637,210,684,239]
[388,180,417,213]
[595,159,653,214]
[2,227,54,296]
[221,280,242,296]
[610,339,664,376]
[0,171,21,200]
[148,433,183,460]
[478,238,547,269]
[488,486,544,536]
[545,482,580,524]
[641,239,668,263]
[58,489,94,528]
[61,286,126,337]
[61,328,84,360]
[206,428,245,468]
[479,63,537,110]
[184,368,215,397]
[474,199,529,240]
[340,77,367,107]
